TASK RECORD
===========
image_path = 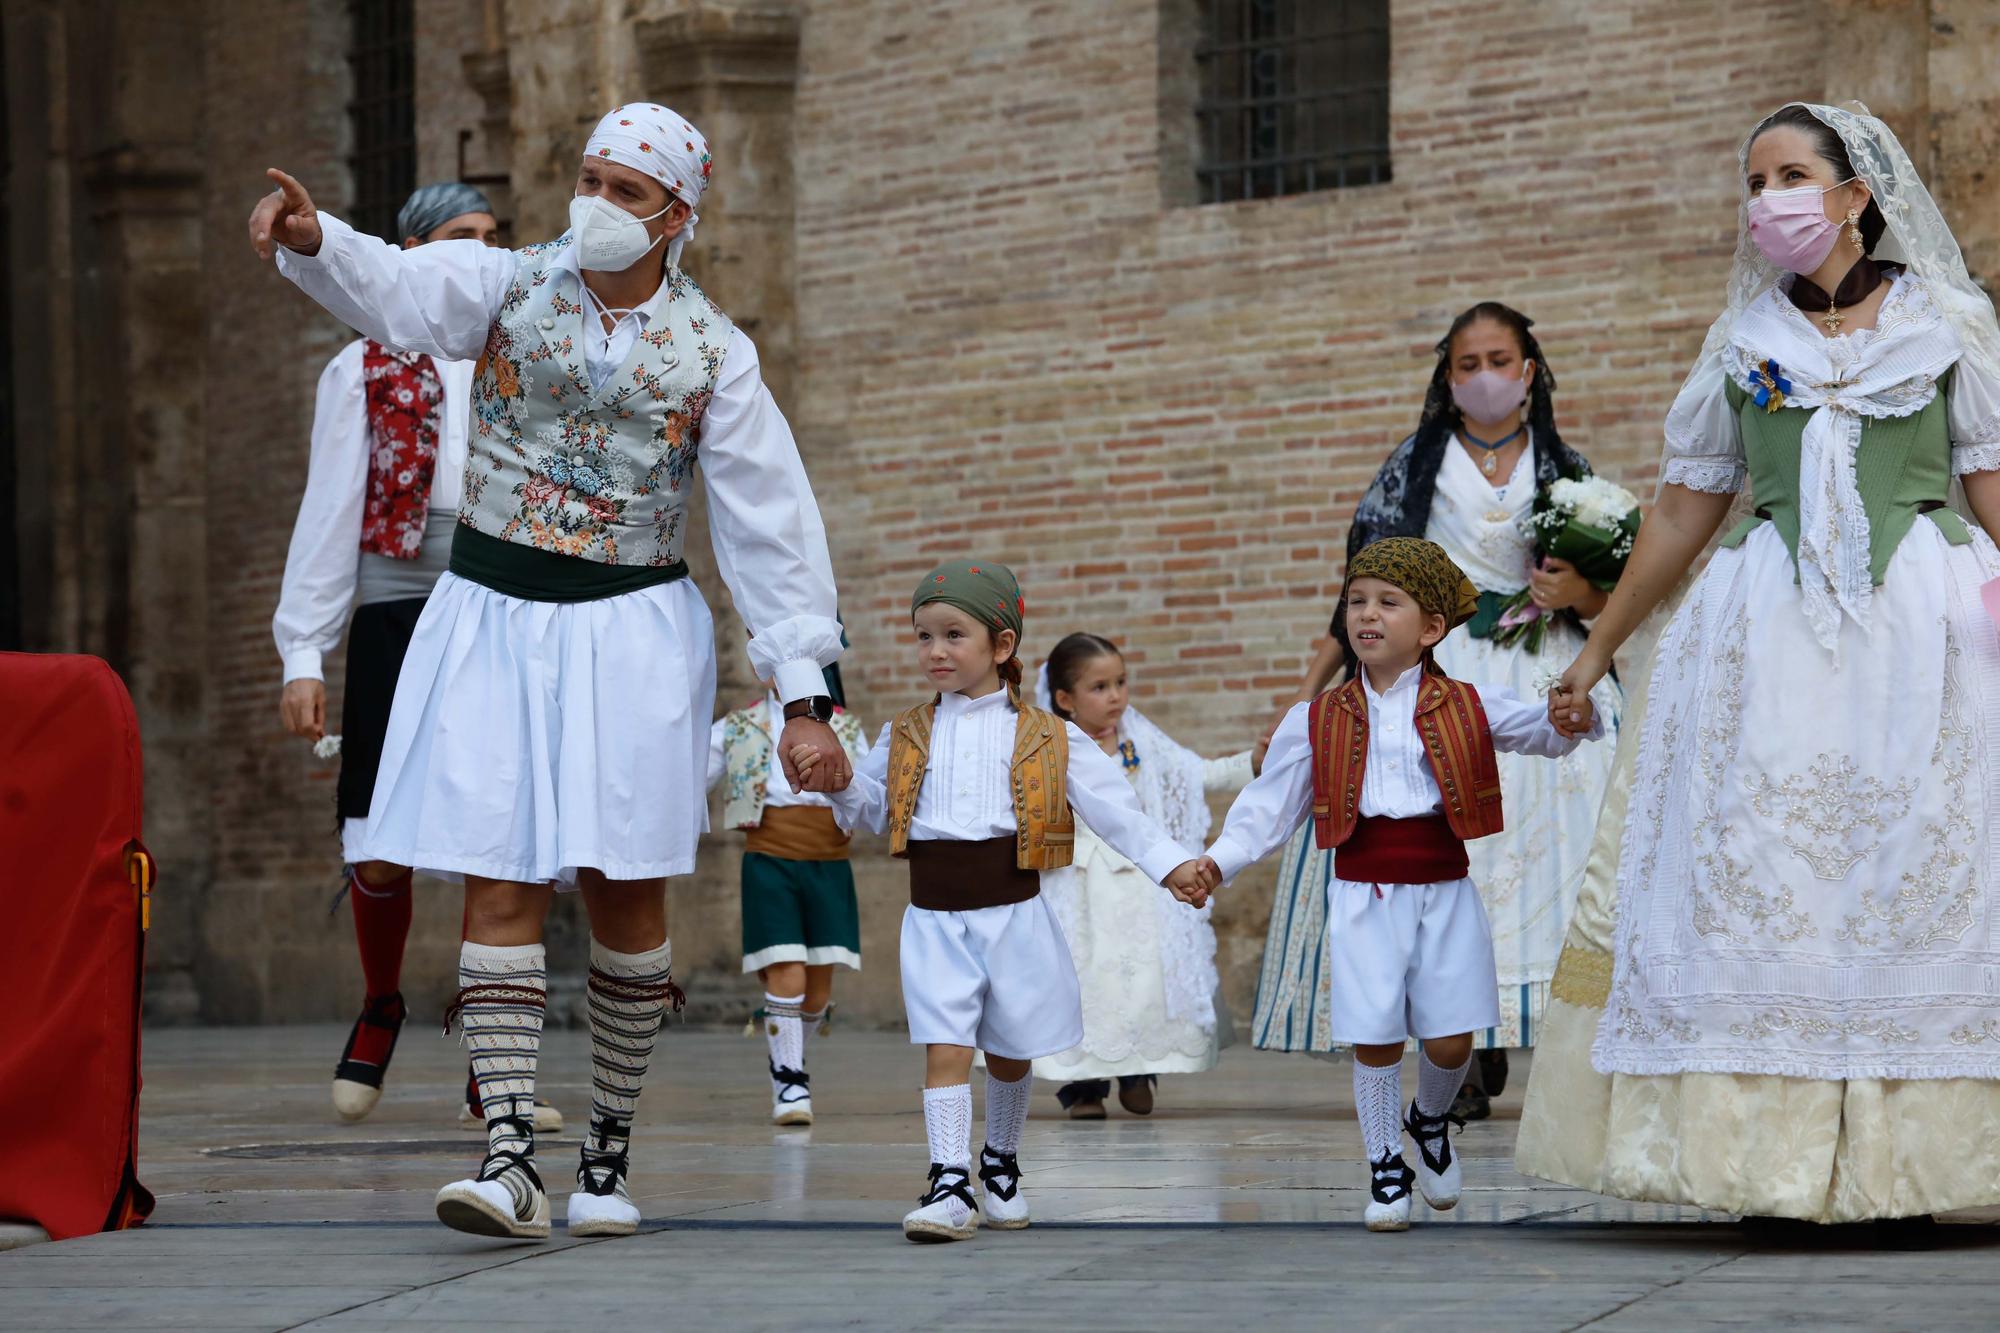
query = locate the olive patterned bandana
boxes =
[1344,537,1480,630]
[912,559,1026,640]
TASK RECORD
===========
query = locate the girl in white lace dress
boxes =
[1531,102,2000,1222]
[1030,635,1259,1118]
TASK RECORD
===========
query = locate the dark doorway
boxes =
[0,15,20,652]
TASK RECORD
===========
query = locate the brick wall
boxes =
[15,0,2000,1027]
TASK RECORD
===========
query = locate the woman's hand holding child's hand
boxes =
[1547,687,1596,739]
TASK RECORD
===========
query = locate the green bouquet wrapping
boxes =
[1487,475,1642,652]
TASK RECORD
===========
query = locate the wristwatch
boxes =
[783,695,835,724]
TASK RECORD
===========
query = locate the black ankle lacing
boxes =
[576,1150,630,1196]
[769,1061,811,1104]
[1403,1102,1465,1176]
[576,1114,630,1195]
[334,993,407,1082]
[920,1163,977,1209]
[978,1146,1021,1202]
[476,1113,542,1193]
[1370,1153,1415,1204]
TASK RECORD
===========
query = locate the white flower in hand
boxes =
[313,734,342,760]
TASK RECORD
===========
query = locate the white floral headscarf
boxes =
[584,104,713,267]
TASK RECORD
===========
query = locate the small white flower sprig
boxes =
[313,734,343,760]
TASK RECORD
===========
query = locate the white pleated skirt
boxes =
[357,571,716,886]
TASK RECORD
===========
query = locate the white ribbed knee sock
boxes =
[764,992,805,1073]
[1352,1059,1404,1163]
[983,1072,1032,1155]
[922,1084,972,1169]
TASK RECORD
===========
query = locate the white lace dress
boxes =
[1033,723,1253,1083]
[1521,276,2000,1221]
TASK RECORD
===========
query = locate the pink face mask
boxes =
[1451,367,1529,425]
[1746,178,1857,274]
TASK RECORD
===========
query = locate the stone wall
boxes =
[9,0,2000,1028]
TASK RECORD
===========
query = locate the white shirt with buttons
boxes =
[828,687,1190,885]
[1206,664,1600,884]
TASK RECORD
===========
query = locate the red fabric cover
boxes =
[0,653,153,1239]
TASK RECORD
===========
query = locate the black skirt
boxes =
[335,596,429,821]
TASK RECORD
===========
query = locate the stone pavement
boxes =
[4,1026,1998,1331]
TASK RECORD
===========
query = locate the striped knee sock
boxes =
[583,938,676,1184]
[450,941,546,1163]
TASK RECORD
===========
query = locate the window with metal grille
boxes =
[348,0,415,242]
[1194,0,1390,204]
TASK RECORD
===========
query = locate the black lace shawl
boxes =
[1330,427,1594,641]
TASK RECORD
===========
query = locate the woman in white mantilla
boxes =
[1253,304,1622,1118]
[1027,635,1258,1118]
[1529,102,2000,1222]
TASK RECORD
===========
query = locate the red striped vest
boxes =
[1308,671,1504,848]
[359,340,444,559]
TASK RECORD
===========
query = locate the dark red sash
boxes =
[1332,814,1468,886]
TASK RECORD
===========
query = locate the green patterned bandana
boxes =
[1345,537,1480,630]
[912,559,1025,641]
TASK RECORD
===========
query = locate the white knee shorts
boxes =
[900,895,1084,1060]
[1325,875,1501,1046]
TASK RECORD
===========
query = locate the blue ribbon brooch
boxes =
[1748,358,1792,414]
[1117,739,1140,772]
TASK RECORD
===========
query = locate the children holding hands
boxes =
[791,560,1210,1243]
[1193,538,1601,1231]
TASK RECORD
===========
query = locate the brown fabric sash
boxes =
[1333,814,1469,886]
[907,837,1041,911]
[744,805,852,861]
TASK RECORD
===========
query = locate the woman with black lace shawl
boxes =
[1248,304,1624,1117]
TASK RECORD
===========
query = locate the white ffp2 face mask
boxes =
[567,194,668,272]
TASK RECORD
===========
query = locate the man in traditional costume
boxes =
[250,104,850,1240]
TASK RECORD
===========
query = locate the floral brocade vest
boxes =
[884,692,1076,871]
[359,341,443,558]
[719,704,868,831]
[466,238,732,566]
[1308,672,1504,847]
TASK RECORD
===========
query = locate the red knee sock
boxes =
[350,866,413,1002]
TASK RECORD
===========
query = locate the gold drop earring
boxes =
[1847,208,1864,252]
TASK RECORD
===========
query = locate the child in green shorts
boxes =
[707,683,871,1125]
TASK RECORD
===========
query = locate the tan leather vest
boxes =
[885,689,1074,871]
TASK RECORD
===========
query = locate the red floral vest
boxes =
[1308,672,1504,848]
[359,340,444,559]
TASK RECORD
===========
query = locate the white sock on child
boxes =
[1415,1048,1470,1119]
[764,992,805,1072]
[922,1084,973,1169]
[983,1071,1031,1154]
[1352,1058,1404,1162]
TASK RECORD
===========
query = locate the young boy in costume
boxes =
[1196,537,1602,1231]
[793,560,1208,1242]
